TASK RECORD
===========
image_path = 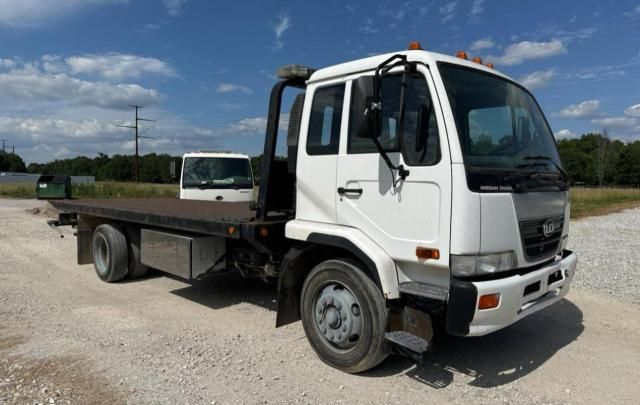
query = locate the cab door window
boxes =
[348,73,440,166]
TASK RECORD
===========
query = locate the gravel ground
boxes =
[568,207,640,304]
[1,198,639,404]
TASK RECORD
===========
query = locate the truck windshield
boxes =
[182,157,253,189]
[439,64,562,175]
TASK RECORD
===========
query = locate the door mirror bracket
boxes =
[369,54,415,186]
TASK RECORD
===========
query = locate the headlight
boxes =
[451,252,516,277]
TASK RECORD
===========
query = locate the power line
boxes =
[116,105,156,182]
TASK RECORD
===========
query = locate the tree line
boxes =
[557,133,640,186]
[25,153,182,183]
[2,132,639,186]
[0,152,27,172]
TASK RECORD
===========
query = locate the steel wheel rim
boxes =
[312,281,363,352]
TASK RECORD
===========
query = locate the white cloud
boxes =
[224,117,267,136]
[0,58,16,68]
[469,38,494,52]
[272,14,292,50]
[163,0,186,17]
[555,100,601,119]
[217,103,246,110]
[469,0,485,20]
[0,68,163,110]
[519,69,556,90]
[216,83,253,95]
[0,117,122,140]
[554,129,577,139]
[0,0,127,27]
[359,18,378,34]
[487,40,567,66]
[65,53,177,81]
[624,103,640,117]
[439,1,459,24]
[591,116,638,129]
[224,114,289,136]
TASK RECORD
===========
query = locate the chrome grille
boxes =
[519,215,564,260]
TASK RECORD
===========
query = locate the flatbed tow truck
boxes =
[50,43,578,373]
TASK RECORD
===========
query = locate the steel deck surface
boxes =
[49,198,258,237]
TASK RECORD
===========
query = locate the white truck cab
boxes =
[179,152,255,202]
[278,43,577,362]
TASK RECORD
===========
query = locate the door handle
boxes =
[337,187,363,196]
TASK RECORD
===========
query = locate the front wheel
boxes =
[300,259,389,373]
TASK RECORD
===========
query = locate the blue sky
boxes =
[1,0,639,163]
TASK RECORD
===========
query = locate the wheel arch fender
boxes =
[276,221,399,328]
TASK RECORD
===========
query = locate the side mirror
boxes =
[353,76,381,139]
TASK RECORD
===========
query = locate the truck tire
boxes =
[300,258,389,373]
[124,227,148,279]
[92,224,128,283]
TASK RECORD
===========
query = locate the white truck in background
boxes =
[50,42,578,374]
[179,152,256,202]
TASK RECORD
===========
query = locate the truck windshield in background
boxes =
[439,63,565,191]
[182,157,253,189]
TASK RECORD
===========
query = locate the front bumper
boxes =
[447,250,578,336]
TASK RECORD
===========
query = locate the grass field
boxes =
[0,182,178,199]
[570,187,640,219]
[1,182,639,219]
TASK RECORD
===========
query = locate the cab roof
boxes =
[183,152,250,159]
[307,49,515,85]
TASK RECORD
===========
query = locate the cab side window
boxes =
[306,85,345,155]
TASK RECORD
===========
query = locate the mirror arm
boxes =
[367,54,416,187]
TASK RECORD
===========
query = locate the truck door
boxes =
[295,82,346,223]
[335,66,452,278]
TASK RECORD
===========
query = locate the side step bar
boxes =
[398,282,449,301]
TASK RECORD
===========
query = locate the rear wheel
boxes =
[300,259,389,373]
[124,227,148,279]
[92,224,128,283]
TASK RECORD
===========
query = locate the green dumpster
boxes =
[36,175,72,199]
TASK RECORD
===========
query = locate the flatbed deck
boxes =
[49,198,267,238]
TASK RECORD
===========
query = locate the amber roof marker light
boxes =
[456,51,468,59]
[472,56,483,64]
[408,41,424,50]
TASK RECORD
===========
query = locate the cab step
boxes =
[385,331,430,362]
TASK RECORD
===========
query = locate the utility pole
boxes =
[116,105,156,182]
[12,145,15,154]
[0,139,7,154]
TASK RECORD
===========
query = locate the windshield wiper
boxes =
[518,155,568,180]
[506,156,569,192]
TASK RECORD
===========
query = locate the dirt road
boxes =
[1,198,639,404]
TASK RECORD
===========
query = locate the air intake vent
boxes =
[519,216,564,261]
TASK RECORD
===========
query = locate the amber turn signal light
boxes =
[478,293,501,310]
[416,247,440,260]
